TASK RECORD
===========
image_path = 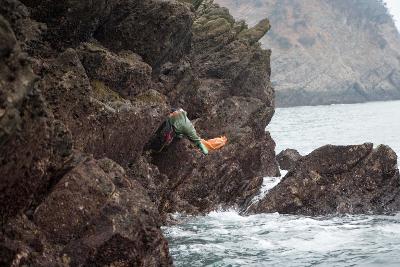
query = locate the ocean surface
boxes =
[163,100,400,267]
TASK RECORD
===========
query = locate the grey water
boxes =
[163,100,400,267]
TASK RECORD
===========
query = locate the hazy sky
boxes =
[385,0,400,30]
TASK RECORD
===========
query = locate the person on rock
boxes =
[147,108,209,155]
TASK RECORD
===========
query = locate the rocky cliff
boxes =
[0,0,277,265]
[2,0,400,265]
[216,0,400,106]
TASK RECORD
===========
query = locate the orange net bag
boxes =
[201,136,228,151]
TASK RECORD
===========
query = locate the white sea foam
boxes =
[164,100,400,266]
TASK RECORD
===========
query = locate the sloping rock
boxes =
[276,149,302,170]
[38,48,168,167]
[1,6,174,264]
[237,18,270,44]
[77,42,153,99]
[0,215,63,266]
[1,157,172,266]
[127,155,168,212]
[36,157,172,266]
[0,14,33,145]
[247,143,400,215]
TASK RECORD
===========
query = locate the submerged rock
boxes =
[248,143,400,215]
[276,149,302,170]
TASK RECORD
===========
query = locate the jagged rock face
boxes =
[276,148,302,170]
[248,143,400,215]
[191,3,274,106]
[38,47,168,168]
[0,0,47,55]
[148,0,279,215]
[216,0,400,106]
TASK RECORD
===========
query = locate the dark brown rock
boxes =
[77,42,153,99]
[0,14,32,144]
[38,48,168,167]
[96,0,194,69]
[0,15,72,222]
[0,215,63,266]
[247,143,400,215]
[153,134,279,215]
[127,155,168,211]
[0,0,48,56]
[21,0,116,49]
[1,157,172,266]
[276,149,302,170]
[34,157,172,266]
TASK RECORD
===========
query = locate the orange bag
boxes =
[201,136,228,151]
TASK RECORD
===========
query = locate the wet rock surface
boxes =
[248,143,400,215]
[276,149,302,170]
[1,0,277,264]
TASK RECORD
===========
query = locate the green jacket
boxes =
[167,109,208,154]
[168,110,201,143]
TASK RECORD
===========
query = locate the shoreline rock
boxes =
[276,148,302,171]
[247,143,400,216]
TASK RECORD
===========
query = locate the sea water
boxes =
[163,100,400,266]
